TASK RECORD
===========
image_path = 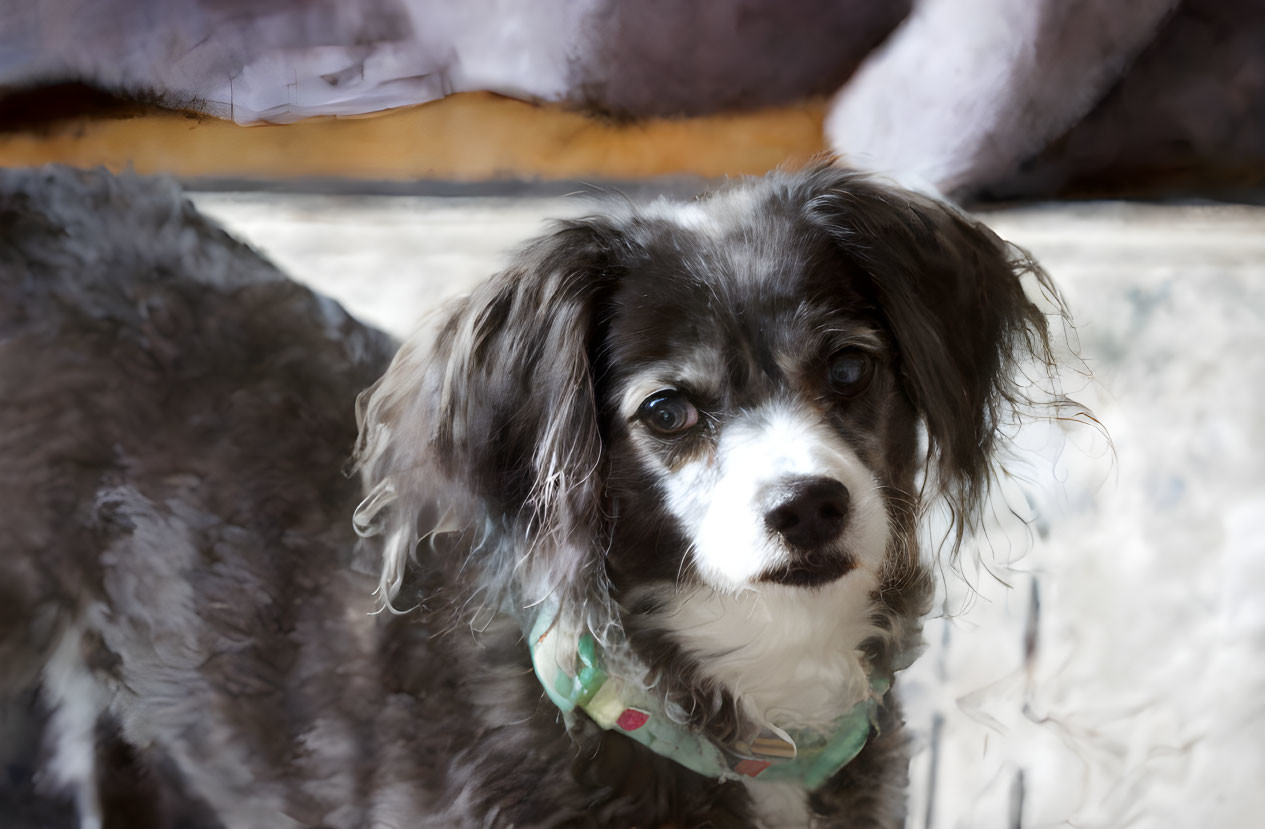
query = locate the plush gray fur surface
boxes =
[0,166,414,827]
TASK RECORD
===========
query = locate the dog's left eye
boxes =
[637,390,700,435]
[827,349,874,396]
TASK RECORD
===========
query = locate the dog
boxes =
[0,164,1060,828]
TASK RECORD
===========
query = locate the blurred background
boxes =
[3,1,1263,826]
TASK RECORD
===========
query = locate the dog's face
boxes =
[595,208,918,599]
[356,166,1055,714]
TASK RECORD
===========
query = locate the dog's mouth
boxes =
[757,551,858,588]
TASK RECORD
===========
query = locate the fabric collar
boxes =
[528,603,890,789]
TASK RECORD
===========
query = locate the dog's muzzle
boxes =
[760,475,857,587]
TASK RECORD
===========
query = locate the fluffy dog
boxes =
[0,164,1058,828]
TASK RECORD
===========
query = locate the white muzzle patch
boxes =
[660,401,889,592]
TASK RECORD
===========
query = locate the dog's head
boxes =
[355,165,1058,726]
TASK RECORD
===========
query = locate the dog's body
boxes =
[0,166,1058,827]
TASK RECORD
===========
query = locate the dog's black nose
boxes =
[765,476,850,549]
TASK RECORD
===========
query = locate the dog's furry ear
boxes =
[803,168,1060,545]
[354,217,626,622]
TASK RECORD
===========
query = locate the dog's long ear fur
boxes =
[354,217,626,630]
[803,167,1062,548]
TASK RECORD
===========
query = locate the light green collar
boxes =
[528,605,890,790]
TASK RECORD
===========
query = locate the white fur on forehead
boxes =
[631,182,812,282]
[654,399,890,592]
[637,183,769,236]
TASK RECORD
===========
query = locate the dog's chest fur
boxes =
[651,582,882,729]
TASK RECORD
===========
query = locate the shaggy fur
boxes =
[0,165,1059,828]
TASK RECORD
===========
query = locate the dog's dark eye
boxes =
[827,349,874,396]
[637,390,700,435]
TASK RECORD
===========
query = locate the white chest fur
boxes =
[655,578,880,731]
[747,780,815,828]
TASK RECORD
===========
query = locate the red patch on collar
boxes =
[733,759,772,778]
[616,708,650,731]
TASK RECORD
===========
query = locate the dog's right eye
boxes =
[827,348,875,397]
[637,390,700,435]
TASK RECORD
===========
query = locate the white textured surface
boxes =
[194,192,1265,827]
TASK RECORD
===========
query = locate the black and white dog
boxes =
[0,164,1059,828]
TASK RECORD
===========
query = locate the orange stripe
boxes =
[0,91,828,182]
